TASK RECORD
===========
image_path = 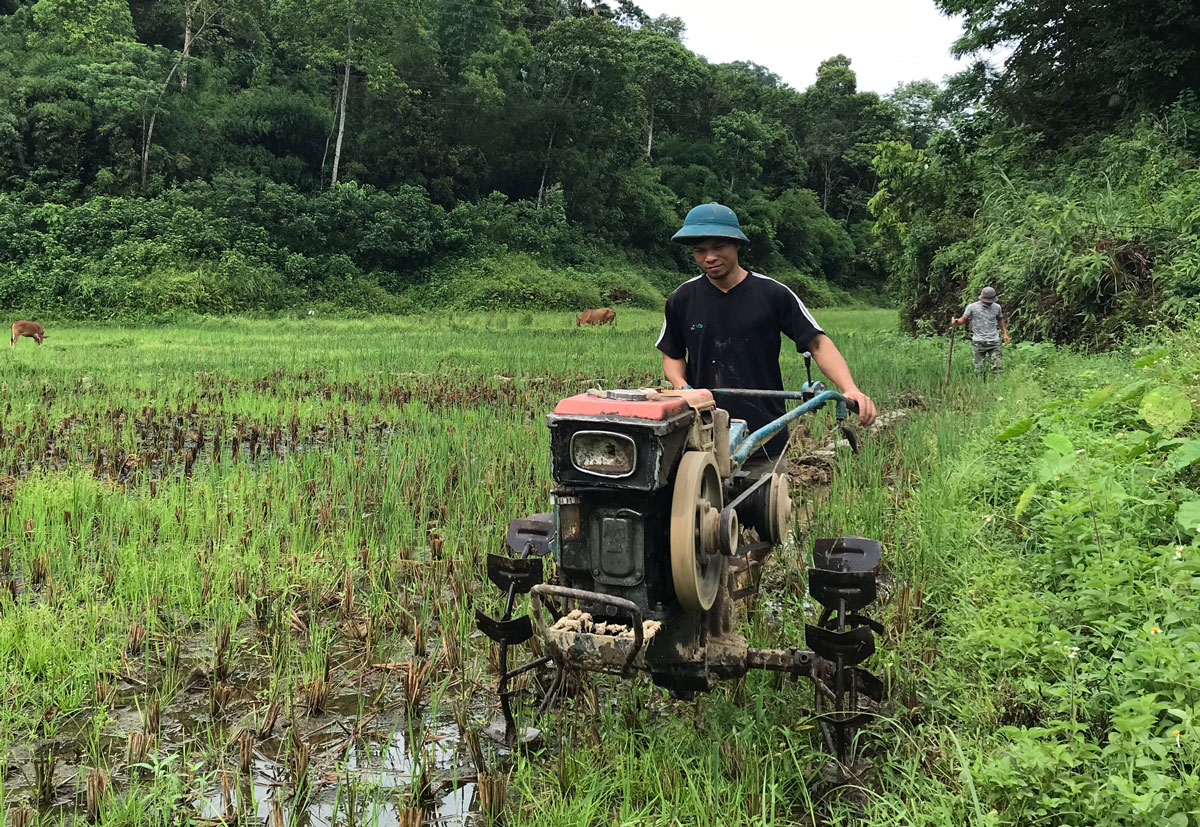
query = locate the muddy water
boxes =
[194,728,476,826]
[3,630,491,825]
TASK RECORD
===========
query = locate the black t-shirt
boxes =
[655,271,824,458]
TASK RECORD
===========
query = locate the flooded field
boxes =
[0,310,983,825]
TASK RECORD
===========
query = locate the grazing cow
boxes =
[576,308,616,327]
[10,321,46,348]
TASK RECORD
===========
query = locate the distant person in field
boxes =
[655,202,877,468]
[952,286,1010,377]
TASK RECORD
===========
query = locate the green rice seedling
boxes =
[302,625,332,715]
[31,749,55,804]
[286,725,311,803]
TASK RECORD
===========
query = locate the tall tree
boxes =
[938,0,1200,136]
[886,79,944,149]
[29,0,136,55]
[631,28,704,159]
[272,0,417,186]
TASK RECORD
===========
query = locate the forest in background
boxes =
[2,0,1200,344]
[0,0,933,318]
[872,0,1200,346]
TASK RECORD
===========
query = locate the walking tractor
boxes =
[475,371,885,763]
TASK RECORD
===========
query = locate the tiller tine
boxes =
[486,553,543,595]
[853,667,884,702]
[808,536,886,765]
[805,623,875,667]
[809,569,877,613]
[474,609,534,646]
[474,515,560,749]
[813,536,882,574]
[507,513,554,556]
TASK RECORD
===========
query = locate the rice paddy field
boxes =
[0,309,1133,826]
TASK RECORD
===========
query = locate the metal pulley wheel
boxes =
[767,472,793,545]
[670,451,726,611]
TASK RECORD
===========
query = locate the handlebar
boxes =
[708,387,859,414]
[708,388,859,466]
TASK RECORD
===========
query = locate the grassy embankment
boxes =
[0,309,1195,825]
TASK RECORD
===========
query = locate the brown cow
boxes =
[576,308,616,327]
[10,321,46,348]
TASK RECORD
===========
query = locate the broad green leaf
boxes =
[1015,483,1037,519]
[996,418,1034,441]
[1165,439,1200,474]
[1083,384,1115,409]
[1133,347,1168,368]
[1175,500,1200,533]
[1117,379,1151,402]
[1037,450,1076,482]
[1043,433,1074,454]
[1139,386,1192,437]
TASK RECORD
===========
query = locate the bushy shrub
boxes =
[873,101,1200,346]
[412,253,601,311]
[0,173,856,318]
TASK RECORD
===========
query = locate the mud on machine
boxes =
[475,373,884,764]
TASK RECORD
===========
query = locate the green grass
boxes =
[3,309,1191,825]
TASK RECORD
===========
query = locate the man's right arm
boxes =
[663,355,688,389]
[656,296,688,387]
[952,306,970,326]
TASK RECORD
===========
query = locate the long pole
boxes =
[945,324,956,384]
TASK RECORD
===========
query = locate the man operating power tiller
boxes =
[656,202,877,469]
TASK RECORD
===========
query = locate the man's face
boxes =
[691,238,741,281]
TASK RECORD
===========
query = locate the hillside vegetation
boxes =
[0,0,912,317]
[871,0,1200,346]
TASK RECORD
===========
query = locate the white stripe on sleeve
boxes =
[654,318,668,349]
[750,272,824,333]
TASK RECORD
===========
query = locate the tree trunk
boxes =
[645,103,654,159]
[141,58,184,187]
[330,18,354,187]
[181,1,193,90]
[142,5,210,187]
[536,128,556,208]
[319,84,342,187]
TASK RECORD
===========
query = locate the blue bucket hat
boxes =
[672,202,749,244]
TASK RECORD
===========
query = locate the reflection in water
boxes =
[195,722,478,827]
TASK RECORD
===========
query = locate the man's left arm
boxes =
[809,334,878,426]
[1000,313,1011,344]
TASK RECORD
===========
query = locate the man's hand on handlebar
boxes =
[843,390,877,427]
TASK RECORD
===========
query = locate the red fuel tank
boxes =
[552,388,714,420]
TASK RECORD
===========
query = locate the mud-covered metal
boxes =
[475,387,885,766]
[805,536,885,761]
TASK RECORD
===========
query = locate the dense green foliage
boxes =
[869,334,1200,824]
[0,0,917,316]
[872,0,1200,346]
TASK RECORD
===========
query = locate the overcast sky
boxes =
[633,0,971,95]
